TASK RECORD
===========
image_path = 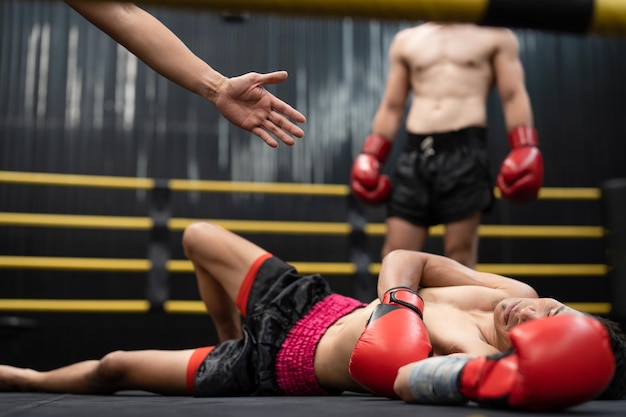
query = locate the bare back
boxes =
[394,23,516,133]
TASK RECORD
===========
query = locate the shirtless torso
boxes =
[367,23,534,266]
[315,284,510,392]
[375,22,529,137]
[313,248,583,393]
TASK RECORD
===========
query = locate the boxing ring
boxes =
[2,0,626,415]
[0,170,623,417]
[1,391,625,417]
[0,169,612,316]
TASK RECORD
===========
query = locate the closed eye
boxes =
[550,306,565,317]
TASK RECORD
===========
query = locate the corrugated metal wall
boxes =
[2,0,626,368]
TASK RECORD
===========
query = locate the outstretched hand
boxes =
[214,71,306,148]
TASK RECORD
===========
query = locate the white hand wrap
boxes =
[408,356,470,405]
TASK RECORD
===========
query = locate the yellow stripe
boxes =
[167,260,194,273]
[165,261,356,275]
[536,187,601,199]
[0,256,150,271]
[0,170,153,189]
[170,301,611,315]
[0,299,150,312]
[0,256,608,276]
[169,179,349,196]
[0,212,604,239]
[591,0,626,36]
[478,225,605,238]
[0,212,152,229]
[164,300,207,314]
[369,263,608,276]
[0,298,611,315]
[168,218,352,234]
[366,224,605,238]
[0,171,601,199]
[477,264,609,276]
[493,187,601,200]
[566,302,612,315]
[136,0,488,22]
[288,262,357,275]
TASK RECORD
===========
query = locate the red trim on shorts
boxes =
[186,346,215,395]
[236,252,272,317]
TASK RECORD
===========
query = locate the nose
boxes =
[518,305,541,323]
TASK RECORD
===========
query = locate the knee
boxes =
[96,350,130,384]
[182,222,222,258]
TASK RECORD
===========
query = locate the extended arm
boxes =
[65,1,305,147]
[493,30,533,131]
[493,30,543,203]
[350,32,410,204]
[371,31,411,141]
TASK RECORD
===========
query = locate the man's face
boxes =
[493,297,585,351]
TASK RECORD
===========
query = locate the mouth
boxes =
[504,301,521,327]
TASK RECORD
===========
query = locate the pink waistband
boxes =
[275,294,366,395]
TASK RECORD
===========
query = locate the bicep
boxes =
[493,32,527,102]
[379,36,411,112]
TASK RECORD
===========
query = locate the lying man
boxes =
[0,222,623,411]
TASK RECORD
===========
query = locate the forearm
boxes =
[377,250,529,298]
[371,103,404,141]
[501,87,534,132]
[65,1,225,103]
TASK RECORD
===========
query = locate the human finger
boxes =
[254,70,289,86]
[251,126,280,148]
[266,110,304,139]
[271,98,306,125]
[262,116,296,147]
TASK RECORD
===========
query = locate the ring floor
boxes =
[1,392,625,417]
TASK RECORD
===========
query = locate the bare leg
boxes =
[0,349,193,395]
[443,212,481,268]
[182,222,268,341]
[381,217,429,259]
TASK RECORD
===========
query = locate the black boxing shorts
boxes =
[387,126,495,226]
[187,254,365,397]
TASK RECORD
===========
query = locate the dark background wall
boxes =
[1,0,626,370]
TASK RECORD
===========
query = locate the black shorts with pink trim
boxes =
[191,255,366,397]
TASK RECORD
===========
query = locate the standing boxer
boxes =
[0,222,622,410]
[65,1,306,148]
[351,23,542,268]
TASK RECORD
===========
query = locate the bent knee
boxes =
[182,222,223,258]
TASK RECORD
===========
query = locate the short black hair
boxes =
[593,315,626,400]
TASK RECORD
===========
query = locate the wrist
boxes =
[508,125,539,148]
[383,287,424,316]
[199,69,228,105]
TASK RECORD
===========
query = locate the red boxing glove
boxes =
[405,315,615,411]
[350,134,392,205]
[497,125,544,203]
[349,287,432,399]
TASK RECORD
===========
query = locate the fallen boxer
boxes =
[0,222,623,411]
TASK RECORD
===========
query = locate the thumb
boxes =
[255,70,289,86]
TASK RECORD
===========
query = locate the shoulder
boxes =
[390,25,427,50]
[489,27,520,51]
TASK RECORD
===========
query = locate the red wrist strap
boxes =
[508,125,539,148]
[362,134,392,162]
[383,286,424,317]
